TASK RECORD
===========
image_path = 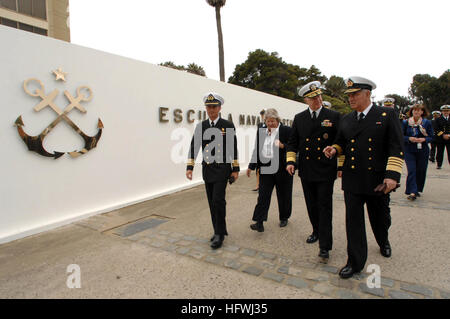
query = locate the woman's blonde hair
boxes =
[264,108,281,122]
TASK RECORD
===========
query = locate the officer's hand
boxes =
[231,171,239,181]
[186,170,193,180]
[323,146,337,159]
[383,178,397,194]
[409,137,417,143]
[444,135,450,140]
[286,165,295,176]
[246,169,252,178]
[274,140,284,149]
[337,171,342,178]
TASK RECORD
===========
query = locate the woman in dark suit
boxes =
[402,104,434,200]
[246,108,293,232]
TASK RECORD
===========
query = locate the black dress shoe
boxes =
[210,235,224,249]
[339,265,359,279]
[210,235,215,242]
[250,222,264,232]
[318,249,329,259]
[380,243,392,258]
[306,233,319,244]
[279,219,288,227]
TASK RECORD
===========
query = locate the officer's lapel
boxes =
[301,111,313,136]
[352,106,379,137]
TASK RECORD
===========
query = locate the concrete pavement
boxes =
[0,161,449,299]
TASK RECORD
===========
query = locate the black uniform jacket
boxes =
[332,105,405,195]
[248,124,292,174]
[435,116,450,144]
[187,118,239,183]
[286,107,341,181]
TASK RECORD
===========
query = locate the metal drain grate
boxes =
[112,216,170,237]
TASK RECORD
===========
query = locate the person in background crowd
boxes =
[402,104,433,200]
[435,105,450,169]
[429,110,441,163]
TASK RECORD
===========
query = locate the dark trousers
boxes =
[405,149,429,195]
[300,178,334,251]
[205,181,228,236]
[344,191,391,272]
[429,142,436,161]
[252,171,293,222]
[436,143,450,167]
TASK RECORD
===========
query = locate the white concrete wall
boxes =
[0,25,307,243]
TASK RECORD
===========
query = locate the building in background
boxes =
[0,0,70,42]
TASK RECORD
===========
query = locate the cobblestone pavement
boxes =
[74,212,449,299]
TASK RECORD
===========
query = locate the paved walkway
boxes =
[0,162,449,299]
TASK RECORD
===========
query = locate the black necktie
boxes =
[358,113,365,122]
[211,121,215,128]
[312,111,317,120]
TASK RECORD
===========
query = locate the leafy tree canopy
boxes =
[159,61,207,77]
[409,70,449,112]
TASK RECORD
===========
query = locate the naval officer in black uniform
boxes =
[286,81,342,261]
[324,76,404,279]
[435,105,450,169]
[186,92,240,249]
[429,110,441,163]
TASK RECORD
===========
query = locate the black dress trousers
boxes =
[300,178,335,251]
[252,170,293,222]
[344,191,391,271]
[204,180,228,236]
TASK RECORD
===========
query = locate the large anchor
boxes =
[15,78,103,159]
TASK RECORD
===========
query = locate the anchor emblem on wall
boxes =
[14,68,104,159]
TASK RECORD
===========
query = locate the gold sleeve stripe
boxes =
[387,157,403,173]
[338,155,345,167]
[437,131,444,136]
[232,160,240,167]
[187,159,195,166]
[287,152,296,163]
[332,144,343,156]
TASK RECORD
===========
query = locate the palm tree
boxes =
[186,63,207,77]
[206,0,226,82]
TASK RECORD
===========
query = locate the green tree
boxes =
[228,50,302,101]
[206,0,226,82]
[324,75,346,99]
[159,61,207,77]
[186,63,206,77]
[409,70,450,112]
[322,94,352,114]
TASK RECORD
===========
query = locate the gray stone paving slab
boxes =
[381,277,395,288]
[287,266,303,277]
[177,240,193,247]
[319,265,339,274]
[278,257,293,265]
[258,252,277,261]
[400,283,433,297]
[286,277,308,289]
[312,283,335,295]
[440,290,450,299]
[329,277,355,290]
[176,247,190,255]
[241,248,257,257]
[389,290,417,299]
[239,256,256,264]
[336,289,361,299]
[112,218,168,237]
[262,272,285,283]
[359,283,385,297]
[277,265,289,275]
[304,271,329,282]
[223,245,240,252]
[150,241,164,248]
[205,256,224,265]
[187,250,205,260]
[242,266,264,276]
[166,237,180,244]
[183,235,197,241]
[224,259,243,270]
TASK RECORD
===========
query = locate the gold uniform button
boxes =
[400,152,404,155]
[351,165,355,169]
[317,147,321,151]
[351,148,355,151]
[368,138,372,142]
[306,138,310,142]
[368,167,372,170]
[318,157,321,160]
[306,157,310,160]
[369,157,372,160]
[351,139,355,143]
[306,148,309,151]
[369,148,372,151]
[206,150,209,153]
[317,138,321,141]
[351,157,355,160]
